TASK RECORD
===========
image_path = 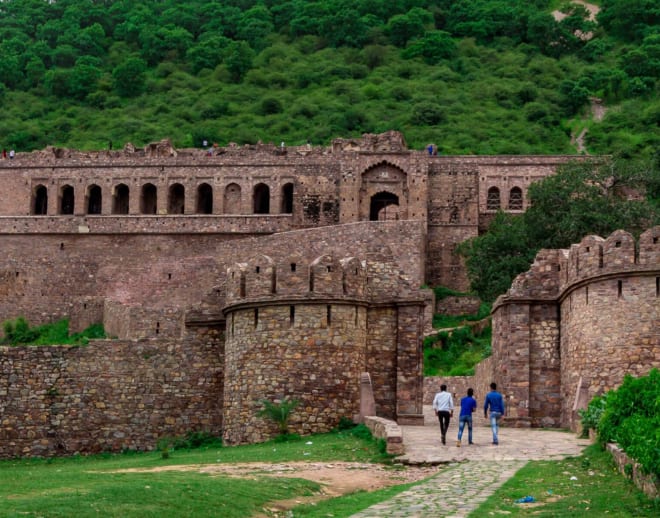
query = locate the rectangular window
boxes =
[289,305,295,327]
[617,280,623,299]
[585,287,589,305]
[254,308,259,328]
[327,305,332,327]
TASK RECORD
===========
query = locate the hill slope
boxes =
[0,0,657,156]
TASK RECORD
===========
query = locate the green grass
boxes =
[472,444,659,517]
[0,429,390,518]
[1,317,106,346]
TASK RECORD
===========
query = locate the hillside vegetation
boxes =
[0,0,657,156]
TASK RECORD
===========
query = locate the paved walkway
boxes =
[351,406,591,517]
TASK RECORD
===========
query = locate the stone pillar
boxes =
[395,303,425,425]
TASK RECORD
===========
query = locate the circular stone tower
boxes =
[222,253,368,444]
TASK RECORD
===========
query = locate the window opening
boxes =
[34,185,48,215]
[141,184,157,214]
[253,183,270,214]
[508,187,523,210]
[113,184,129,214]
[196,183,213,214]
[87,185,102,214]
[281,183,294,213]
[60,185,74,215]
[168,183,185,214]
[486,187,500,210]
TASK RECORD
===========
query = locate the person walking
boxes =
[484,382,505,445]
[432,384,454,445]
[456,387,477,447]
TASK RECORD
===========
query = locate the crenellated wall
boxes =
[487,227,660,430]
[221,252,426,444]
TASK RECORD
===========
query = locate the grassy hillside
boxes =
[0,0,657,156]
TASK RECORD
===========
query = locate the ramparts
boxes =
[0,133,594,456]
[486,227,660,429]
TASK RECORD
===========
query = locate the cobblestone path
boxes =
[350,459,526,518]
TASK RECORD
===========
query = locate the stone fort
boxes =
[0,131,657,457]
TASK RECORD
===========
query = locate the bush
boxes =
[1,318,105,346]
[590,369,660,476]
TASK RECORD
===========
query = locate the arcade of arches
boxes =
[31,181,295,216]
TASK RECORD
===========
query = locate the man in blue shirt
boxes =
[484,382,505,445]
[456,388,477,447]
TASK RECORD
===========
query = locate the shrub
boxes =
[578,394,606,438]
[257,397,300,435]
[592,369,660,476]
[0,318,105,346]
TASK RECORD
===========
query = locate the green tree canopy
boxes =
[460,158,660,302]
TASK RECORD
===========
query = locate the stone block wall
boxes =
[435,296,482,316]
[222,303,368,444]
[0,333,224,458]
[485,227,659,431]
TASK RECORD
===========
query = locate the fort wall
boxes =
[0,332,224,458]
[489,227,660,430]
[0,134,601,455]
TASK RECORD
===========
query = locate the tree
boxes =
[112,57,147,97]
[401,30,456,64]
[458,212,535,303]
[460,158,660,302]
[524,159,659,249]
[224,40,254,82]
[385,8,433,47]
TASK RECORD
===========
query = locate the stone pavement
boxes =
[350,406,591,517]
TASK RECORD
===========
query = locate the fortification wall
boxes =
[223,303,368,444]
[559,227,660,429]
[489,227,660,430]
[0,331,224,458]
[0,220,426,339]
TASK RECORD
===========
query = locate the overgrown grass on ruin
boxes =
[0,317,105,346]
[472,444,659,517]
[424,325,492,376]
[0,426,391,518]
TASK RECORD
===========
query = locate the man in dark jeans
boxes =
[432,384,454,445]
[484,382,506,445]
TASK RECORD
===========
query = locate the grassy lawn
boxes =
[472,444,659,517]
[0,430,388,518]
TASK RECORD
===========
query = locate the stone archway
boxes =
[359,162,408,221]
[370,192,399,221]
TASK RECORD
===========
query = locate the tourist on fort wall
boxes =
[2,149,6,159]
[456,387,477,447]
[9,149,15,159]
[432,384,454,445]
[484,382,505,445]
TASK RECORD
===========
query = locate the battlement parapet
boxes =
[494,226,660,310]
[225,253,368,307]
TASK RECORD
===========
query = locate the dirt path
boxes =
[108,461,439,516]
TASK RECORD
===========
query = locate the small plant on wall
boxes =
[257,397,300,440]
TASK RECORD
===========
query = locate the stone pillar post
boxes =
[395,303,425,425]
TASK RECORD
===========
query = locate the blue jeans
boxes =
[457,415,473,443]
[489,411,502,443]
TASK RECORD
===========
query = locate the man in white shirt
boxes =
[432,384,454,445]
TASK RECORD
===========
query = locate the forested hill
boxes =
[0,0,657,155]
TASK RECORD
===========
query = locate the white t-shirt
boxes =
[432,391,454,412]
